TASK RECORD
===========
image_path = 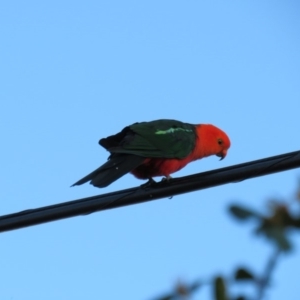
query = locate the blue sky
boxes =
[1,1,300,299]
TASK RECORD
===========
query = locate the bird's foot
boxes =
[161,175,172,182]
[140,177,157,188]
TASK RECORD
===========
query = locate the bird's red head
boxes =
[193,124,231,160]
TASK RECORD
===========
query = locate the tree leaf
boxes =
[214,276,228,300]
[234,267,255,281]
[235,296,247,300]
[262,226,292,251]
[229,205,260,221]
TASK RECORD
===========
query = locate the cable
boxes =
[0,150,300,233]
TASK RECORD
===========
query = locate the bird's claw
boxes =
[161,175,172,182]
[140,178,157,188]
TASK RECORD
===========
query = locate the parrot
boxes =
[72,119,230,188]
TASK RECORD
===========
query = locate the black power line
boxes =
[1,150,300,233]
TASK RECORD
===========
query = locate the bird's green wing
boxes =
[109,119,197,158]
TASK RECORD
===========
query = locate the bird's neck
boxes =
[191,125,218,160]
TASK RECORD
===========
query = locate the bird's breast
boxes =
[131,156,192,179]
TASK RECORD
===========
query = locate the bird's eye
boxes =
[217,139,223,145]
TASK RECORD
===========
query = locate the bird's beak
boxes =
[217,149,227,161]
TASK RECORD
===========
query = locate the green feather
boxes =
[109,119,196,158]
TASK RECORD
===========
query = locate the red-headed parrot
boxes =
[72,119,230,188]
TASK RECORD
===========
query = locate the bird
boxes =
[71,119,231,188]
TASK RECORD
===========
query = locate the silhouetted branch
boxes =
[257,248,281,300]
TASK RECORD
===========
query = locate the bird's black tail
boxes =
[71,154,145,188]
